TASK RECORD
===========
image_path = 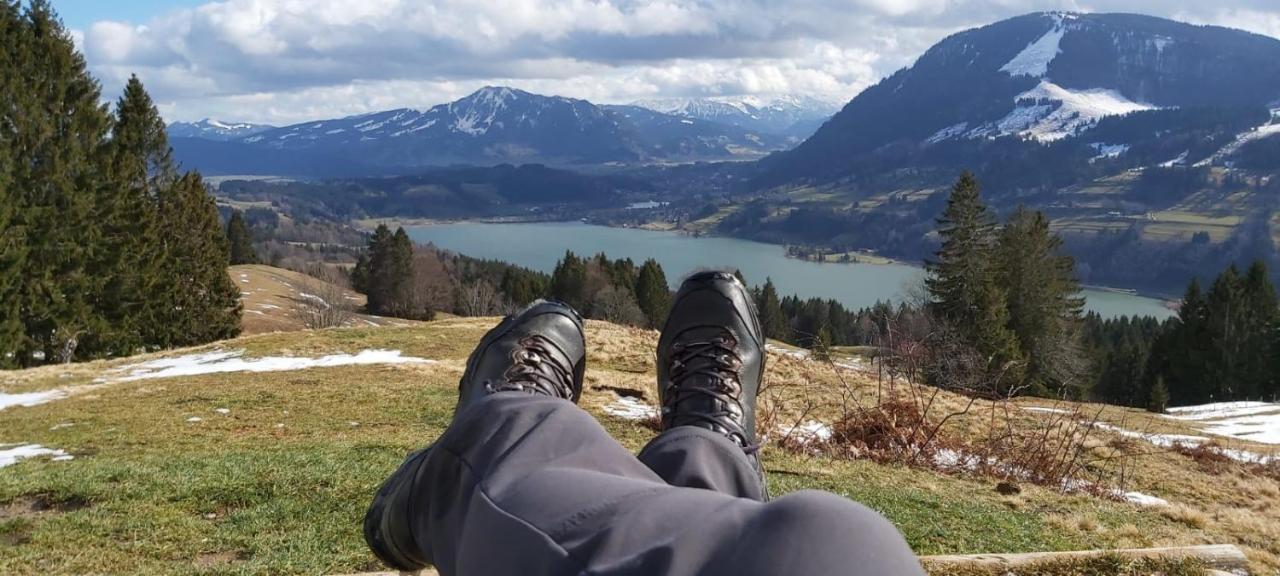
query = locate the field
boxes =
[230,265,421,334]
[2,310,1279,575]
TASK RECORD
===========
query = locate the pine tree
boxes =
[925,172,1022,389]
[10,1,111,364]
[757,278,788,341]
[995,207,1086,395]
[811,323,833,361]
[389,228,418,318]
[0,1,28,367]
[350,254,370,294]
[1239,261,1276,398]
[363,226,418,318]
[151,173,241,347]
[365,225,395,314]
[225,210,257,265]
[550,250,587,310]
[98,75,174,355]
[1163,279,1212,404]
[1205,265,1246,400]
[634,259,670,329]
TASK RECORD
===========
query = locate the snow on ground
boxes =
[999,16,1066,77]
[0,390,67,411]
[0,444,72,468]
[1118,491,1168,507]
[1164,401,1280,445]
[1194,122,1280,167]
[978,81,1158,142]
[1023,406,1071,415]
[601,395,657,420]
[776,420,834,444]
[764,343,809,361]
[1160,151,1189,168]
[114,349,436,381]
[1090,143,1130,160]
[1092,421,1275,464]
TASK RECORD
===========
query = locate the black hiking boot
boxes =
[363,299,587,571]
[657,271,768,494]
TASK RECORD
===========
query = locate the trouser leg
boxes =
[396,393,924,576]
[637,426,766,501]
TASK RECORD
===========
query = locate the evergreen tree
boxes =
[811,323,833,361]
[99,75,174,354]
[0,1,27,366]
[925,172,1022,389]
[550,251,588,310]
[995,207,1086,395]
[364,225,417,317]
[225,210,257,265]
[150,173,242,347]
[634,259,670,329]
[1162,279,1213,405]
[1205,265,1246,400]
[350,254,370,294]
[10,1,110,364]
[1238,261,1276,398]
[757,278,788,341]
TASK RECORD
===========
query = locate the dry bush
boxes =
[290,268,355,329]
[773,311,1140,496]
[457,279,505,316]
[1171,441,1236,475]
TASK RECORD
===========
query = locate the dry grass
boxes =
[2,317,1278,574]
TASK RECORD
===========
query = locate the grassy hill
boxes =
[1,315,1277,575]
[230,265,422,334]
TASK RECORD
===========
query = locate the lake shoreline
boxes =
[401,220,1179,319]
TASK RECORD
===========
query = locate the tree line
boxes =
[1,2,239,367]
[1089,261,1280,409]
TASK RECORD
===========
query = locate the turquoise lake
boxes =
[406,221,1175,319]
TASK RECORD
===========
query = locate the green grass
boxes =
[0,320,1270,574]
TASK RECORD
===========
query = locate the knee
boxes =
[735,491,923,574]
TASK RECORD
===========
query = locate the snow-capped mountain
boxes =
[173,87,788,173]
[167,118,275,141]
[631,95,841,140]
[761,12,1280,184]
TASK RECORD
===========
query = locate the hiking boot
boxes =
[657,271,767,484]
[454,299,587,413]
[364,299,586,571]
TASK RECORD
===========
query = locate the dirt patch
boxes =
[0,494,89,522]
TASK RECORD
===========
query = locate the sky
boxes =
[53,0,1280,126]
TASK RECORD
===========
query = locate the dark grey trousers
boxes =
[401,393,924,576]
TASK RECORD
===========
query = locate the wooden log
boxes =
[920,544,1248,573]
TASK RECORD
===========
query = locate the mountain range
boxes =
[170,87,823,174]
[629,95,841,140]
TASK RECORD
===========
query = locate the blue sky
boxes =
[52,0,203,30]
[57,0,1280,125]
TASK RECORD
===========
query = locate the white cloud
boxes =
[72,0,1280,124]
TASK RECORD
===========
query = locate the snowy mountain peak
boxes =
[167,118,275,141]
[629,95,841,139]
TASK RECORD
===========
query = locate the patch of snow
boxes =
[980,81,1158,142]
[1166,401,1278,421]
[765,343,810,361]
[601,396,657,421]
[1,390,67,411]
[1118,490,1168,506]
[776,420,834,444]
[298,293,328,307]
[926,122,970,144]
[214,408,230,415]
[1201,415,1280,445]
[1092,421,1275,464]
[115,349,436,382]
[325,128,346,134]
[49,422,74,430]
[244,135,263,143]
[187,416,203,423]
[1151,36,1173,55]
[999,16,1066,77]
[1090,143,1129,160]
[258,304,281,310]
[1195,123,1280,167]
[1159,151,1188,167]
[247,310,266,316]
[0,444,71,468]
[1023,406,1071,415]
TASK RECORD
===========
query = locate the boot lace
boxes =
[486,335,575,399]
[663,332,750,446]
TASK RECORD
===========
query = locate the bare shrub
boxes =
[290,268,355,329]
[1171,441,1236,475]
[591,286,646,326]
[457,279,505,316]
